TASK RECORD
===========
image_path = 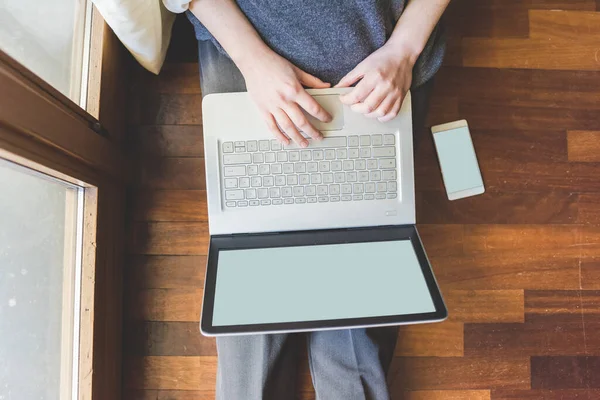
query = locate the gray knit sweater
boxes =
[186,0,445,88]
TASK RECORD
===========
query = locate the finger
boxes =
[264,112,290,145]
[273,108,308,148]
[350,85,388,115]
[378,97,403,123]
[335,65,364,88]
[284,103,323,141]
[296,68,331,89]
[296,90,332,122]
[364,93,397,119]
[339,77,374,105]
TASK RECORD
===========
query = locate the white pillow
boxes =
[92,0,176,74]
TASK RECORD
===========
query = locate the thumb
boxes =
[335,65,364,88]
[295,68,331,88]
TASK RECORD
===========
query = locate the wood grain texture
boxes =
[568,131,600,162]
[131,126,204,158]
[400,390,491,400]
[125,356,217,391]
[462,225,580,253]
[126,256,206,289]
[581,257,600,290]
[531,356,600,389]
[129,289,201,322]
[525,290,600,315]
[135,158,206,190]
[578,194,600,224]
[395,321,464,357]
[444,290,524,323]
[415,224,464,256]
[492,389,600,400]
[130,222,209,255]
[131,190,208,222]
[529,10,600,39]
[124,322,215,356]
[136,94,203,125]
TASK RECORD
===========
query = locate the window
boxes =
[0,157,83,400]
[0,0,92,105]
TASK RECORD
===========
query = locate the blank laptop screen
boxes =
[212,240,436,326]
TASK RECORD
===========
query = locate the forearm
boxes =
[189,0,271,72]
[386,0,451,63]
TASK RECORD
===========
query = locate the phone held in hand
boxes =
[431,120,485,201]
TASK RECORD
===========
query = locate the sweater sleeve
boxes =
[162,0,191,13]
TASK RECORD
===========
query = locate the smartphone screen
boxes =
[432,122,484,200]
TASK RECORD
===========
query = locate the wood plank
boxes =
[525,290,600,315]
[131,190,208,222]
[130,222,209,255]
[122,390,158,400]
[395,321,464,357]
[127,256,206,289]
[137,94,203,125]
[444,290,524,323]
[135,158,206,190]
[124,321,216,356]
[388,357,530,391]
[157,391,215,400]
[578,194,600,224]
[445,2,529,38]
[581,225,600,257]
[417,191,578,224]
[462,38,600,71]
[130,289,202,322]
[130,126,204,158]
[464,314,586,357]
[568,131,600,162]
[400,391,491,400]
[132,63,201,95]
[492,389,600,400]
[125,356,217,391]
[529,10,600,40]
[581,257,600,290]
[415,224,464,257]
[531,356,600,389]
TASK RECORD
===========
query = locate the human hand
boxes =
[335,43,416,122]
[239,49,332,147]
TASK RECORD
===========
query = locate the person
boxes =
[163,1,450,399]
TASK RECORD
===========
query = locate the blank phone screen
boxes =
[211,240,436,326]
[433,126,483,194]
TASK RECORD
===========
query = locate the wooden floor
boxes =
[123,2,600,399]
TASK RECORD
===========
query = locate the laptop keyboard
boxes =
[220,134,399,208]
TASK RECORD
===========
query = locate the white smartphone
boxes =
[431,120,485,201]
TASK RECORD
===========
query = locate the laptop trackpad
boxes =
[305,95,344,131]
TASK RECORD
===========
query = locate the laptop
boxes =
[200,88,447,336]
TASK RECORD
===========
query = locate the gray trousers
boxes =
[198,40,434,400]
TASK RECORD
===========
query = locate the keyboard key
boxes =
[299,174,310,185]
[376,193,386,200]
[319,161,330,172]
[247,140,258,152]
[360,135,371,146]
[224,166,246,177]
[377,182,387,192]
[341,184,352,194]
[263,176,274,187]
[341,195,352,201]
[360,147,371,158]
[273,199,284,205]
[331,160,342,171]
[237,200,249,207]
[271,163,282,174]
[224,178,238,188]
[367,159,378,169]
[287,175,299,185]
[283,163,294,174]
[311,174,322,184]
[370,170,381,181]
[346,172,357,182]
[271,140,282,150]
[259,164,270,175]
[372,146,395,157]
[249,199,260,206]
[330,196,340,202]
[223,142,234,153]
[259,140,270,151]
[282,187,293,197]
[301,150,312,161]
[334,172,346,183]
[318,196,329,203]
[336,148,347,159]
[295,198,307,204]
[308,197,318,203]
[286,136,347,149]
[251,177,262,187]
[317,185,328,195]
[353,183,364,194]
[275,175,286,186]
[364,194,375,200]
[307,162,318,172]
[294,162,306,173]
[365,183,376,193]
[253,153,265,163]
[223,154,252,165]
[293,186,305,196]
[235,141,245,147]
[329,184,340,195]
[239,177,250,188]
[284,198,294,204]
[372,134,383,146]
[323,173,334,184]
[358,171,369,182]
[348,136,359,147]
[225,190,244,200]
[226,201,236,207]
[261,199,272,206]
[258,188,269,199]
[269,187,281,198]
[265,152,276,163]
[388,181,398,192]
[246,189,257,199]
[382,170,397,180]
[289,151,300,162]
[383,134,395,145]
[348,148,359,159]
[306,186,317,196]
[387,193,397,199]
[355,159,366,170]
[325,149,336,160]
[235,147,245,153]
[379,158,396,169]
[353,195,363,201]
[343,160,354,170]
[313,150,324,160]
[277,152,288,162]
[248,165,259,175]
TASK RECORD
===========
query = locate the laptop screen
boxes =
[212,239,436,327]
